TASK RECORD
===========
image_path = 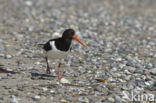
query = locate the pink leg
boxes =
[45,56,50,74]
[56,63,62,79]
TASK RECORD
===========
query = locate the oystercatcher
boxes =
[43,29,85,79]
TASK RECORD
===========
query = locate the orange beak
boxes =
[72,35,85,46]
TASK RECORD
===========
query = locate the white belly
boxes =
[47,50,68,59]
[46,41,69,59]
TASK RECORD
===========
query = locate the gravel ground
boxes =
[0,0,156,103]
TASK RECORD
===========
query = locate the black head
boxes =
[62,29,75,39]
[62,28,86,47]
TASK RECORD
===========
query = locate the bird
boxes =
[42,29,85,79]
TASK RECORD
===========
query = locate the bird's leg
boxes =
[45,56,50,74]
[56,63,62,79]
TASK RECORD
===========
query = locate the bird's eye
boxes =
[68,31,73,35]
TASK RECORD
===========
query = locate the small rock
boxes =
[60,78,70,84]
[123,66,136,73]
[124,75,131,80]
[101,99,109,103]
[114,95,121,103]
[0,96,3,100]
[108,97,115,102]
[144,82,151,86]
[77,96,89,103]
[7,73,12,77]
[94,85,103,92]
[10,99,18,103]
[149,68,156,75]
[52,32,61,38]
[148,82,156,90]
[49,89,56,94]
[95,78,105,82]
[10,95,19,103]
[124,69,131,74]
[134,68,144,74]
[42,87,48,92]
[115,57,122,61]
[4,86,11,89]
[32,95,40,101]
[60,99,67,103]
[2,91,9,95]
[121,85,129,90]
[5,55,12,59]
[25,1,32,6]
[1,76,8,79]
[50,96,54,100]
[65,96,72,102]
[0,53,5,57]
[17,83,24,91]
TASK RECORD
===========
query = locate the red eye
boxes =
[68,31,73,35]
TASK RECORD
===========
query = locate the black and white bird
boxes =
[43,29,85,79]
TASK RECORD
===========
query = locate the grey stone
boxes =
[107,97,115,102]
[0,96,3,100]
[77,96,89,103]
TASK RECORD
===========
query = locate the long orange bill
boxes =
[72,35,85,46]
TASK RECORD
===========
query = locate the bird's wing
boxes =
[43,39,59,51]
[37,43,45,49]
[37,38,56,48]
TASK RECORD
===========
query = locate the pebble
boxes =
[4,86,11,89]
[114,95,121,103]
[60,78,71,84]
[32,95,40,101]
[2,91,9,95]
[94,85,103,92]
[7,73,12,77]
[77,96,89,103]
[60,99,67,103]
[50,96,54,100]
[0,53,5,57]
[149,82,156,90]
[25,1,33,6]
[5,54,12,59]
[149,68,156,75]
[107,97,115,102]
[121,85,129,90]
[10,99,18,103]
[145,82,151,86]
[65,96,72,102]
[124,69,131,75]
[134,68,144,74]
[49,89,56,94]
[124,75,131,80]
[52,32,61,38]
[123,66,136,73]
[10,95,19,103]
[42,87,48,92]
[17,83,24,91]
[101,100,109,103]
[0,96,3,100]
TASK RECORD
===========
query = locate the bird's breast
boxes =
[46,50,68,59]
[46,41,70,59]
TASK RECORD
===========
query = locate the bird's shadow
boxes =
[30,72,56,80]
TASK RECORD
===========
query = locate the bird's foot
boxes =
[56,74,62,79]
[46,68,51,74]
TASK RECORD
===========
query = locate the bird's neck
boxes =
[55,38,72,51]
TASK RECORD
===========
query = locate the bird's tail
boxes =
[37,43,45,48]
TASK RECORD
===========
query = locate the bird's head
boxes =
[62,29,85,46]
